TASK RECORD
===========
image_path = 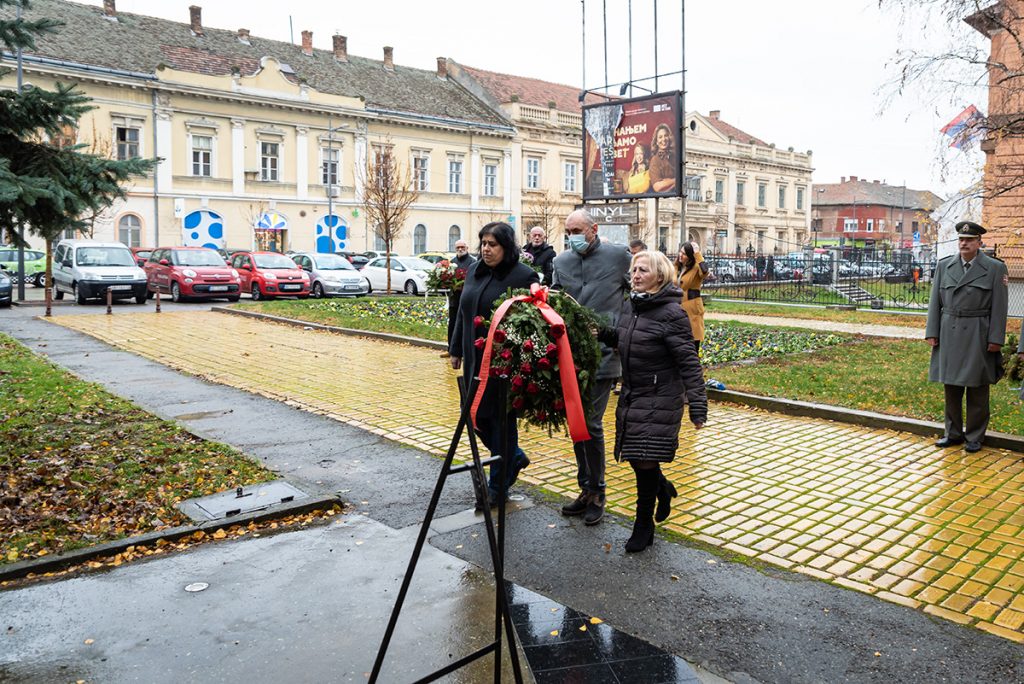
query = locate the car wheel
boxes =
[54,286,64,300]
[312,282,325,298]
[251,283,262,301]
[32,272,45,287]
[364,278,372,294]
[404,280,417,296]
[74,283,87,305]
[227,295,240,303]
[135,292,147,304]
[171,282,183,303]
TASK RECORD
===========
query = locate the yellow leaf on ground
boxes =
[6,550,18,562]
[589,617,603,624]
[212,529,227,540]
[549,630,559,636]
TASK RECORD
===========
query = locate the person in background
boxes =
[926,221,1008,453]
[629,239,647,256]
[552,209,631,525]
[449,223,539,507]
[601,250,706,552]
[445,239,476,345]
[674,242,709,355]
[523,226,556,285]
[766,254,776,281]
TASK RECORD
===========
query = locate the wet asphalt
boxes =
[1,299,1022,683]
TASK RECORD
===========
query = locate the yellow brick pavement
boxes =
[51,311,1024,643]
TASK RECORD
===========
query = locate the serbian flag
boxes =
[941,105,985,149]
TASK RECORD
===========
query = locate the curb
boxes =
[0,494,341,582]
[709,388,1024,454]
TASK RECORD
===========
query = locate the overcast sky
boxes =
[79,0,990,198]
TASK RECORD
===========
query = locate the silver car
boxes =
[291,252,369,298]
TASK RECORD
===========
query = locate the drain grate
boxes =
[178,480,309,522]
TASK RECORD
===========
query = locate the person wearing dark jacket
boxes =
[524,227,556,285]
[449,222,540,507]
[445,239,476,345]
[603,250,707,552]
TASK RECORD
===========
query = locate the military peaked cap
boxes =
[955,221,987,237]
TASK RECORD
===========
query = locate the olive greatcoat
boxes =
[925,251,1008,387]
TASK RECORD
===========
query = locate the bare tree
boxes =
[359,139,419,292]
[522,189,563,243]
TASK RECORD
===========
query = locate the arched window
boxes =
[118,214,142,247]
[448,225,461,252]
[413,224,427,254]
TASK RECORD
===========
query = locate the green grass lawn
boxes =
[706,298,929,328]
[0,334,274,565]
[709,337,1024,436]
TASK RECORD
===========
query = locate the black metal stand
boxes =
[369,377,524,684]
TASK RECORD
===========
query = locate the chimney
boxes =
[189,5,203,36]
[436,57,448,79]
[873,179,880,184]
[103,0,116,18]
[840,177,846,183]
[849,175,858,182]
[301,30,313,56]
[237,28,250,44]
[333,34,348,62]
[709,110,720,120]
[383,46,394,71]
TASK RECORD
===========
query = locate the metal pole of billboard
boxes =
[628,0,633,97]
[581,0,585,94]
[15,2,25,302]
[653,0,659,91]
[602,0,608,95]
[680,0,686,251]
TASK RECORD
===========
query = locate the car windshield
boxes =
[400,258,434,271]
[253,254,299,269]
[313,254,355,270]
[76,246,135,267]
[172,249,226,267]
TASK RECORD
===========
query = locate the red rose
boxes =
[546,343,558,357]
[520,362,533,374]
[490,366,509,378]
[474,316,485,328]
[474,338,486,350]
[526,382,540,394]
[500,349,513,361]
[550,325,565,339]
[535,410,547,421]
[510,375,525,389]
[552,398,565,411]
[511,397,526,410]
[493,329,507,343]
[438,260,450,268]
[455,268,466,279]
[536,357,551,371]
[523,339,535,352]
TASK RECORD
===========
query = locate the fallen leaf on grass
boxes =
[589,617,603,624]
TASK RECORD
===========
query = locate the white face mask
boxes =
[567,234,589,254]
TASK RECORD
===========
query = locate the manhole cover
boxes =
[178,480,309,522]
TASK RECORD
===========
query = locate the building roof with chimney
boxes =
[703,110,769,146]
[815,177,944,210]
[4,0,511,129]
[449,61,614,113]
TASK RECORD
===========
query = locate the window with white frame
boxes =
[115,125,140,160]
[562,160,578,193]
[191,135,213,177]
[374,229,386,251]
[448,225,461,251]
[757,182,767,208]
[866,219,874,232]
[448,156,463,194]
[844,218,858,232]
[525,156,541,190]
[260,142,279,181]
[413,224,427,254]
[685,175,702,202]
[715,179,724,204]
[412,152,430,192]
[118,214,142,247]
[777,185,786,209]
[796,187,805,210]
[372,144,394,188]
[483,161,498,197]
[736,180,745,205]
[321,146,340,185]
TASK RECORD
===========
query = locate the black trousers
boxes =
[573,378,615,494]
[943,383,991,444]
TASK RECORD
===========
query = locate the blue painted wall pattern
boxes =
[182,210,225,249]
[316,214,347,252]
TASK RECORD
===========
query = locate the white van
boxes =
[52,239,148,305]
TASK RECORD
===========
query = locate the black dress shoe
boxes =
[935,436,965,448]
[965,441,983,453]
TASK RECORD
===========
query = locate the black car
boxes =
[336,251,369,270]
[0,267,12,307]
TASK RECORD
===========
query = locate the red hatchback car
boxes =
[230,251,310,300]
[144,246,241,302]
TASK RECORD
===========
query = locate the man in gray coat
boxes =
[926,221,1008,453]
[552,209,631,524]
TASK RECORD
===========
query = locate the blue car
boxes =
[0,268,12,307]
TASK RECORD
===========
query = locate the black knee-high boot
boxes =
[655,473,678,523]
[626,465,659,553]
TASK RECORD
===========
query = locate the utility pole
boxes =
[15,1,25,301]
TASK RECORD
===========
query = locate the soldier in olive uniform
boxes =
[926,221,1008,453]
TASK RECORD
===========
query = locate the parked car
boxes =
[0,267,11,307]
[705,258,755,283]
[291,252,369,298]
[0,247,46,286]
[417,251,455,265]
[130,247,154,268]
[51,239,148,304]
[361,256,432,295]
[362,250,400,262]
[144,246,241,302]
[229,251,310,300]
[336,251,370,270]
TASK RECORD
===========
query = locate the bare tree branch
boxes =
[358,137,420,292]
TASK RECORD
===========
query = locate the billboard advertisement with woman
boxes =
[582,91,683,201]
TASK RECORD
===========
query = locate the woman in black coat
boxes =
[606,250,707,552]
[449,222,540,507]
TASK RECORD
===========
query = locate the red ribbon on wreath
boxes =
[471,283,591,443]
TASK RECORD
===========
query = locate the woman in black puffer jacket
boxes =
[605,250,707,552]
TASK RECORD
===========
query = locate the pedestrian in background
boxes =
[601,250,707,552]
[674,242,708,355]
[926,221,1008,453]
[629,239,647,255]
[445,239,476,345]
[449,223,538,507]
[552,209,631,525]
[523,226,556,285]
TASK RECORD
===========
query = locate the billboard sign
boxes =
[582,91,683,202]
[581,202,640,225]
